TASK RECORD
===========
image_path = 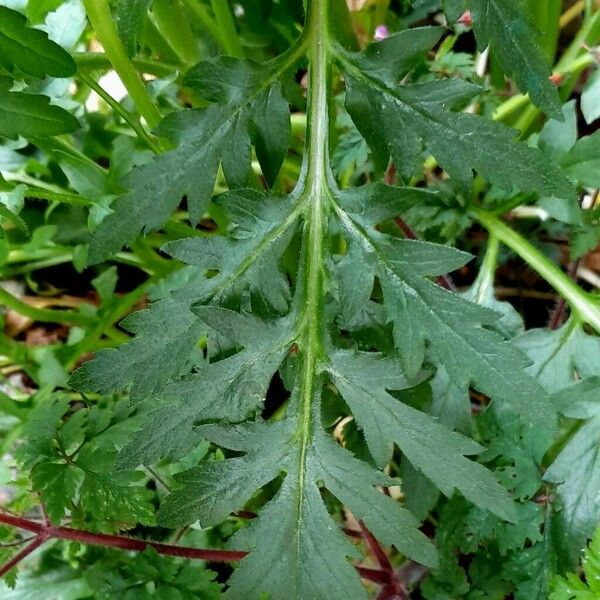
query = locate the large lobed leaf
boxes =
[88,54,298,263]
[335,28,573,199]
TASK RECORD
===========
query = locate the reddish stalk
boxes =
[0,536,47,578]
[359,521,393,571]
[358,521,410,598]
[0,512,245,562]
[0,511,390,585]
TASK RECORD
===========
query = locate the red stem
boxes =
[0,511,391,585]
[356,566,390,585]
[359,521,393,572]
[0,536,47,578]
[0,512,244,562]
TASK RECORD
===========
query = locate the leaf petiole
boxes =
[473,207,600,333]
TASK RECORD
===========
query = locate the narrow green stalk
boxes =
[3,255,74,277]
[182,0,228,53]
[473,208,600,333]
[472,234,500,304]
[2,175,93,206]
[35,137,107,177]
[294,0,330,510]
[210,0,244,58]
[81,0,162,128]
[79,71,160,153]
[21,188,93,207]
[75,53,178,78]
[152,0,199,65]
[525,0,562,60]
[0,287,93,328]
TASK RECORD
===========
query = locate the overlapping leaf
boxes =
[335,27,574,199]
[159,398,437,599]
[116,0,153,57]
[18,396,154,530]
[545,379,600,564]
[469,0,561,117]
[0,6,76,78]
[332,183,551,427]
[327,350,515,520]
[117,308,294,468]
[88,53,299,263]
[0,81,79,140]
[71,189,299,402]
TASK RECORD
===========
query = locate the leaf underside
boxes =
[67,9,579,600]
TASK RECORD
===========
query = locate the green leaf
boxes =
[582,69,600,125]
[333,185,552,428]
[0,83,80,140]
[560,130,600,188]
[19,396,155,529]
[469,0,561,117]
[160,403,437,599]
[545,379,600,564]
[335,32,573,197]
[84,548,223,600]
[87,53,298,263]
[550,525,600,598]
[117,308,294,468]
[17,395,69,469]
[116,0,153,57]
[164,190,300,313]
[443,0,466,22]
[0,6,76,78]
[0,570,91,600]
[72,189,300,405]
[327,350,516,521]
[571,208,600,260]
[515,321,600,393]
[69,292,204,402]
[538,101,577,161]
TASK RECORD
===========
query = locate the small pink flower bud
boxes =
[457,10,473,27]
[374,25,389,41]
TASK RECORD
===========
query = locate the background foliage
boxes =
[0,0,599,598]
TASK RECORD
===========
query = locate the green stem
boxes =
[1,180,93,207]
[35,136,107,177]
[0,287,93,327]
[75,53,178,78]
[79,71,160,153]
[210,0,244,58]
[525,0,561,61]
[81,0,162,128]
[473,208,600,333]
[472,233,500,304]
[152,0,199,65]
[182,0,228,52]
[3,255,74,277]
[294,0,330,509]
[23,188,92,207]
